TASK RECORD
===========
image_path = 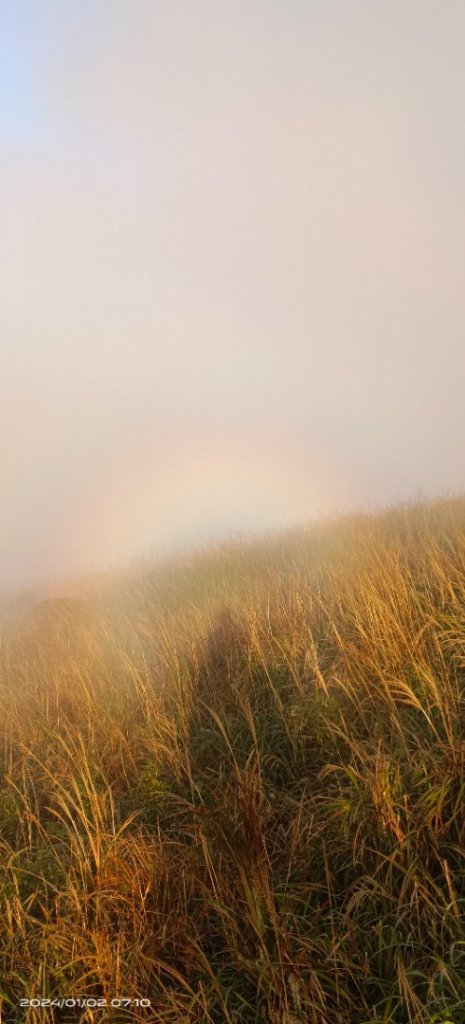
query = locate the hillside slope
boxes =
[1,497,465,1022]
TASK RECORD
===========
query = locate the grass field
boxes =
[2,496,465,1023]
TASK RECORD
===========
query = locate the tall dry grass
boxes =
[1,497,465,1022]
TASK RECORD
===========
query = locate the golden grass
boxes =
[2,496,465,1021]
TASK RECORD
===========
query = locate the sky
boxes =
[2,0,465,590]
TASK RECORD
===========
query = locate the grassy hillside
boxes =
[2,497,465,1023]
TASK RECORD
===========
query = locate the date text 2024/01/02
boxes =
[19,998,152,1009]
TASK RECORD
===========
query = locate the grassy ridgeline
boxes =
[2,498,465,1022]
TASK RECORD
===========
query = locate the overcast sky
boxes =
[2,0,465,589]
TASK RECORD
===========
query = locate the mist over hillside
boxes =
[3,0,465,589]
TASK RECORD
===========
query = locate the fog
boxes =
[2,1,465,590]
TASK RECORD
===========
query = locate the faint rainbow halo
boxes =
[57,434,355,578]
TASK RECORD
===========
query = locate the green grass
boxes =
[1,496,465,1021]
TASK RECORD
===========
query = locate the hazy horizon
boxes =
[3,0,465,590]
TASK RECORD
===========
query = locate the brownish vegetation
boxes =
[1,497,465,1022]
